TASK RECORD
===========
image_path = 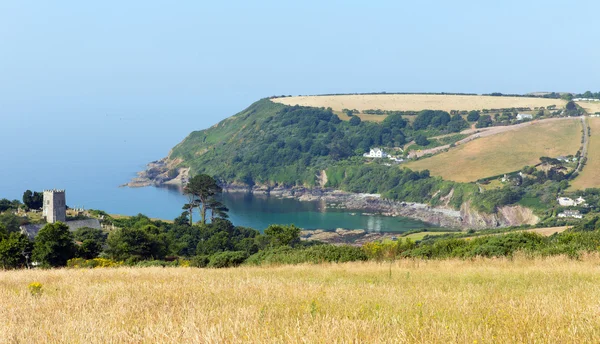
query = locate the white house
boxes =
[516,113,533,121]
[363,148,388,158]
[558,210,583,219]
[557,196,586,207]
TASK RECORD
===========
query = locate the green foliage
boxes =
[32,222,77,267]
[73,227,108,246]
[22,190,43,210]
[78,239,102,259]
[415,134,430,146]
[475,115,493,128]
[207,251,248,268]
[467,110,480,122]
[184,174,223,225]
[263,224,301,247]
[0,199,21,212]
[349,115,361,126]
[105,226,168,262]
[472,187,523,213]
[0,232,33,269]
[246,245,367,265]
[0,212,23,233]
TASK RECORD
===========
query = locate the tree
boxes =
[263,224,301,247]
[566,101,577,111]
[349,115,361,126]
[475,115,493,128]
[22,190,43,210]
[106,227,167,261]
[467,110,480,122]
[32,222,77,267]
[415,134,430,146]
[0,232,33,269]
[207,199,229,222]
[0,212,22,233]
[183,174,223,225]
[73,227,108,246]
[78,239,102,259]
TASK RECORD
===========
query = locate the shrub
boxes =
[208,251,248,268]
[190,255,210,268]
[67,258,123,268]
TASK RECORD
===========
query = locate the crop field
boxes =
[404,118,582,182]
[570,117,600,190]
[3,257,600,343]
[576,101,600,114]
[272,94,566,113]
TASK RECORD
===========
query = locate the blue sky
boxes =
[1,0,599,121]
[0,0,598,203]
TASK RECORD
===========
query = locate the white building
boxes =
[363,148,388,158]
[516,113,533,121]
[557,196,586,207]
[558,210,583,219]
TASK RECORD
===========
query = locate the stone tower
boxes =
[43,189,66,223]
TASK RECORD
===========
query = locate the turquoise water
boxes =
[0,109,434,233]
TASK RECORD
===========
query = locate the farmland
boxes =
[576,100,600,114]
[570,117,600,190]
[3,258,600,343]
[404,118,582,182]
[272,94,566,113]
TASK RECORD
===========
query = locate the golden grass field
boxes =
[570,117,600,190]
[272,94,566,113]
[4,257,600,343]
[405,118,582,182]
[576,101,600,114]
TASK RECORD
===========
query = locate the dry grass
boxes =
[405,118,582,182]
[525,226,569,236]
[576,101,600,114]
[3,257,600,343]
[272,94,565,113]
[570,117,600,190]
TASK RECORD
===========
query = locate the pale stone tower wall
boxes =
[43,190,66,223]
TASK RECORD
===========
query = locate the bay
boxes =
[0,106,434,233]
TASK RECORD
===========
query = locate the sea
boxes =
[0,105,433,233]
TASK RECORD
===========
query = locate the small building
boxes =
[557,196,586,207]
[363,148,388,158]
[558,210,583,219]
[516,113,533,121]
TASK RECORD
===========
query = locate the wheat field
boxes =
[272,94,566,113]
[405,118,582,182]
[3,257,600,343]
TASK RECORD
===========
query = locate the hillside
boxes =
[405,118,582,182]
[570,117,600,190]
[137,94,595,227]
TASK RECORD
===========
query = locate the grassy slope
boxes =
[4,259,600,342]
[405,118,582,182]
[570,117,600,190]
[169,99,285,166]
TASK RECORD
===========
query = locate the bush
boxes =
[208,251,248,268]
[246,245,367,265]
[190,255,210,268]
[67,258,123,268]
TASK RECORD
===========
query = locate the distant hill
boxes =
[140,94,593,225]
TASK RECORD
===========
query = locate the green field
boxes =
[405,118,582,182]
[570,117,600,190]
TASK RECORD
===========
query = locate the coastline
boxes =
[124,161,539,231]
